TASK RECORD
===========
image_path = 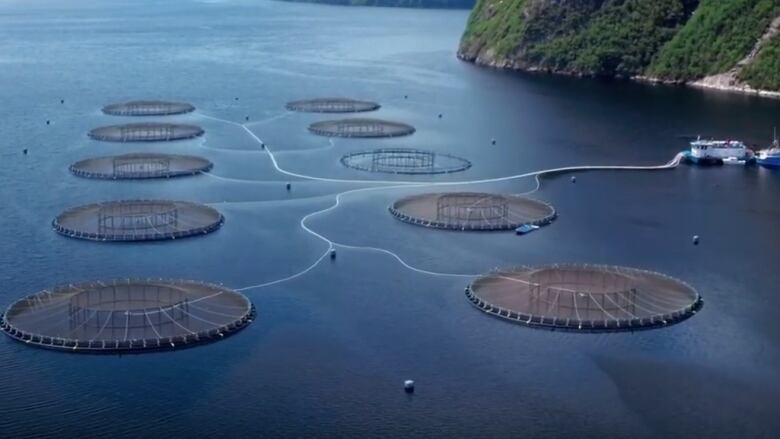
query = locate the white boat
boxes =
[688,137,752,165]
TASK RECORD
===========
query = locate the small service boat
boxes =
[685,137,753,165]
[756,128,780,169]
[515,224,540,235]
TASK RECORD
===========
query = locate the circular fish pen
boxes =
[466,264,702,332]
[390,192,556,231]
[286,98,380,113]
[88,123,204,142]
[308,118,415,138]
[53,200,224,242]
[341,148,472,175]
[70,153,213,180]
[0,279,255,354]
[101,100,195,116]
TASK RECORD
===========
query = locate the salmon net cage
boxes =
[101,101,195,117]
[466,264,702,332]
[389,192,556,231]
[88,123,204,143]
[53,200,224,242]
[341,148,472,175]
[0,279,255,354]
[286,98,380,113]
[308,118,415,138]
[70,153,213,180]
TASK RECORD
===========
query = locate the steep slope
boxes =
[278,0,475,8]
[458,0,780,94]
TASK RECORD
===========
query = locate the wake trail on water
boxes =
[197,114,682,292]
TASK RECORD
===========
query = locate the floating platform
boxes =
[88,123,204,143]
[102,100,195,117]
[70,153,213,180]
[308,118,415,138]
[53,200,224,242]
[389,192,556,231]
[341,148,471,175]
[0,279,254,354]
[466,264,702,332]
[286,98,380,113]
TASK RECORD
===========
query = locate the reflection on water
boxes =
[0,0,779,437]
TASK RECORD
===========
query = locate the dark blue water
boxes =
[1,0,779,437]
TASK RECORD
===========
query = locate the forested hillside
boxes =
[458,0,780,93]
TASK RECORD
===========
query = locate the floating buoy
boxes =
[245,116,249,121]
[260,142,265,150]
[571,176,577,183]
[330,249,337,259]
[404,380,415,393]
[491,138,496,145]
[60,99,64,104]
[46,120,50,125]
[438,113,443,119]
[234,97,239,101]
[22,149,28,155]
[286,182,291,191]
[692,235,700,245]
[404,95,408,99]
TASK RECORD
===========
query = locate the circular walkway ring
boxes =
[466,264,702,332]
[102,101,195,117]
[88,123,204,143]
[309,118,415,138]
[286,98,380,113]
[53,200,224,242]
[390,192,556,231]
[341,148,471,175]
[70,153,213,180]
[0,278,254,354]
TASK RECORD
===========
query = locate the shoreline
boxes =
[457,52,780,100]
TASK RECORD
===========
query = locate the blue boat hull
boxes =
[757,157,780,169]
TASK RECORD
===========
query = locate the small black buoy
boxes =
[404,95,408,99]
[692,235,700,245]
[46,120,50,125]
[491,138,496,145]
[438,113,443,119]
[330,249,336,260]
[404,380,415,394]
[245,116,249,121]
[60,99,64,104]
[260,142,265,150]
[571,176,577,183]
[234,97,239,101]
[22,149,28,155]
[286,182,291,191]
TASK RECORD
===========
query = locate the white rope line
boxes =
[65,310,98,338]
[585,292,620,322]
[88,312,113,342]
[197,114,683,293]
[603,293,640,319]
[160,307,196,335]
[186,302,243,319]
[143,312,163,339]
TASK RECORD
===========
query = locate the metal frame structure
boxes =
[466,264,703,332]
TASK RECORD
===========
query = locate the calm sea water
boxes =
[1,0,779,437]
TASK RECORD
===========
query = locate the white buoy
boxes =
[404,379,415,393]
[692,235,700,245]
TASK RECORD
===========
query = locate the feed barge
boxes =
[681,138,755,166]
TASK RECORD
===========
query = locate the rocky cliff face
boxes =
[459,0,780,94]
